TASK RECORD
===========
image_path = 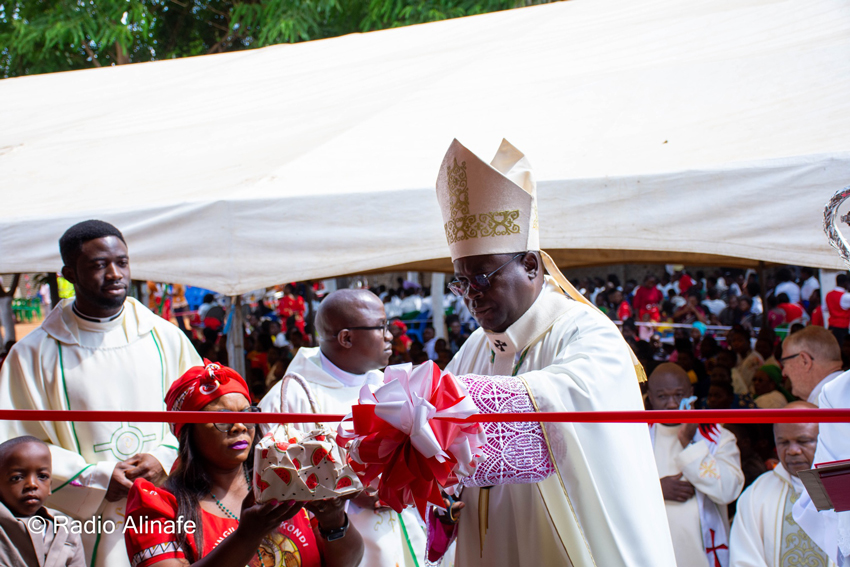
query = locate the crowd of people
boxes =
[0,136,847,567]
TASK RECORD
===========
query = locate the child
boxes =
[0,436,85,566]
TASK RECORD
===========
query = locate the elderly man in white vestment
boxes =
[647,363,744,567]
[780,327,843,405]
[0,220,201,567]
[259,289,426,567]
[432,139,676,567]
[730,401,835,567]
[793,372,850,566]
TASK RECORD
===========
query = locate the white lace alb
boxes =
[458,374,554,487]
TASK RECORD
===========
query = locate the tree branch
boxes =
[83,44,102,67]
[114,41,130,65]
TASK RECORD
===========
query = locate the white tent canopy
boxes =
[2,0,850,294]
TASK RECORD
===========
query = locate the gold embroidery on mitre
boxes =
[442,158,522,243]
[447,159,470,217]
[532,203,540,230]
[476,211,521,237]
[445,215,479,244]
[444,159,478,243]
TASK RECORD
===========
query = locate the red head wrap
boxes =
[165,360,250,438]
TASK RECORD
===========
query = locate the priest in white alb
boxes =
[260,289,426,567]
[730,401,835,567]
[429,139,677,566]
[0,220,201,567]
[793,372,850,566]
[646,363,744,567]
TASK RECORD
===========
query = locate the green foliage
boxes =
[360,0,535,31]
[0,0,556,78]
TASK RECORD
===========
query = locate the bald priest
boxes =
[433,139,676,567]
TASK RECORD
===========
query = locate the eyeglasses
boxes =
[779,352,807,364]
[334,320,390,337]
[448,253,525,297]
[213,406,262,432]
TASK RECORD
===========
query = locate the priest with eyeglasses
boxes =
[429,139,676,567]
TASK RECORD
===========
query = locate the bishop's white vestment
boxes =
[445,278,677,567]
[730,463,835,567]
[0,298,201,567]
[259,346,427,567]
[651,423,744,567]
[794,370,850,566]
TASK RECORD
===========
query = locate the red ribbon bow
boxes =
[339,362,483,520]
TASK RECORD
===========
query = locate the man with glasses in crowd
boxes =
[259,289,425,567]
[431,139,675,567]
[780,325,843,405]
[646,363,743,567]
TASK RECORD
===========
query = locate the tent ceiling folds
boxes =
[2,0,850,294]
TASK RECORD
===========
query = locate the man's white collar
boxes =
[319,351,382,388]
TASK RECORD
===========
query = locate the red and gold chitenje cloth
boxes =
[124,479,321,567]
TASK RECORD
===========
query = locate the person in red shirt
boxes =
[278,284,306,335]
[124,362,364,567]
[608,289,633,321]
[826,273,850,344]
[676,270,696,296]
[776,293,806,326]
[633,275,664,319]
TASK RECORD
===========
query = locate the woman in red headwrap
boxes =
[123,361,363,567]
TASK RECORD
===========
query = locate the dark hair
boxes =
[59,220,125,267]
[165,424,258,561]
[776,268,792,283]
[728,326,750,340]
[0,436,47,462]
[746,282,761,297]
[709,378,734,396]
[776,293,790,304]
[837,274,849,288]
[256,333,273,351]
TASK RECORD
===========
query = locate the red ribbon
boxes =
[1,408,850,424]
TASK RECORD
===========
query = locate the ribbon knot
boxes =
[338,361,485,519]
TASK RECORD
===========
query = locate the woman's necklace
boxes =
[208,470,262,562]
[209,491,240,520]
[209,469,251,519]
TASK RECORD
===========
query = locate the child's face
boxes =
[0,442,51,517]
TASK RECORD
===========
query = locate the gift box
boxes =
[254,373,362,502]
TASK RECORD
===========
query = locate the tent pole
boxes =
[226,295,245,378]
[0,274,21,344]
[304,281,316,340]
[758,261,768,329]
[431,273,446,340]
[46,273,59,311]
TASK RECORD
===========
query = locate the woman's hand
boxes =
[237,491,305,538]
[189,492,305,567]
[305,494,354,530]
[306,493,364,567]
